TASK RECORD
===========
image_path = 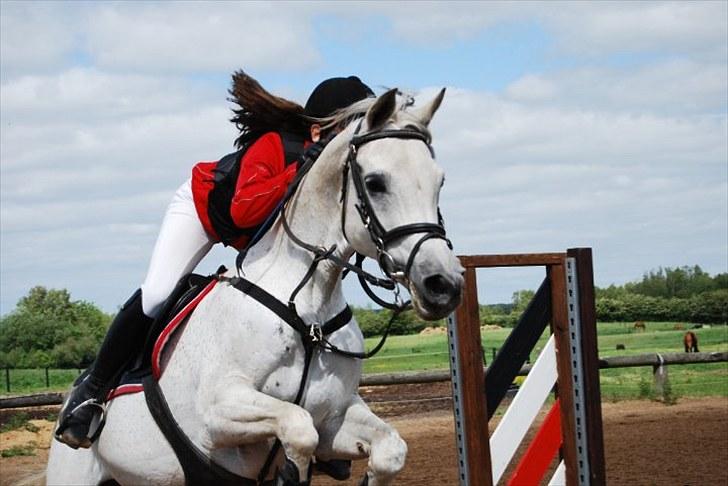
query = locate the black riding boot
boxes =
[55,289,154,449]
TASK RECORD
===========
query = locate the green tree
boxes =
[629,265,720,299]
[511,290,535,314]
[687,289,728,324]
[0,286,112,368]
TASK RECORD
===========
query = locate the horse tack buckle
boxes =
[309,324,323,342]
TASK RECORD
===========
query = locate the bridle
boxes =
[276,118,452,315]
[341,120,452,284]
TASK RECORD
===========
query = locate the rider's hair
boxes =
[229,70,313,148]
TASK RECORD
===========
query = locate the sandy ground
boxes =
[1,390,726,485]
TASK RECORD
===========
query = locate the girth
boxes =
[143,375,274,486]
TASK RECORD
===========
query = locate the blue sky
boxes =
[1,1,726,314]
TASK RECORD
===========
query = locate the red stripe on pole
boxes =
[507,399,563,486]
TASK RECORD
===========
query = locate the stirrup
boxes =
[55,398,108,445]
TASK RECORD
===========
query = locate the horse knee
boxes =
[369,432,407,480]
[280,408,319,457]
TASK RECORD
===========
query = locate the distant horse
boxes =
[633,321,646,332]
[683,331,699,353]
[47,89,463,485]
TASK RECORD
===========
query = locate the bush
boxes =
[353,308,428,337]
[0,286,112,368]
[687,289,728,324]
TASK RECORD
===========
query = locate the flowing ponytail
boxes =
[228,70,313,148]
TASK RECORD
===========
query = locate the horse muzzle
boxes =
[408,258,464,321]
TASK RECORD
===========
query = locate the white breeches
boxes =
[141,179,215,317]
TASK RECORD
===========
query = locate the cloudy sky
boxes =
[1,1,726,314]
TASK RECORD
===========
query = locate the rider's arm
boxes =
[230,132,298,228]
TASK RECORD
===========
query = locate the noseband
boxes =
[341,121,452,282]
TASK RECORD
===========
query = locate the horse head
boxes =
[340,89,464,320]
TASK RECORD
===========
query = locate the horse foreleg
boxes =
[316,395,407,486]
[202,379,318,483]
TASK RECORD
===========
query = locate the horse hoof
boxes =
[276,458,310,486]
[314,458,351,480]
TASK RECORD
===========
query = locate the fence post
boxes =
[653,354,669,400]
[5,368,10,393]
[45,367,50,388]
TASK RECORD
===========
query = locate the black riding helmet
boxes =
[304,76,374,119]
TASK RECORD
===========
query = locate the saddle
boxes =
[98,271,219,401]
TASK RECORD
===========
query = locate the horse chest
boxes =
[256,347,362,420]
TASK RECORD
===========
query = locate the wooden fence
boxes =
[2,351,725,410]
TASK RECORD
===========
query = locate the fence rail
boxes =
[2,351,725,410]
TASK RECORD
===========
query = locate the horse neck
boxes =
[242,132,353,321]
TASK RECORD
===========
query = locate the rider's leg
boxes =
[56,179,215,449]
[140,179,215,318]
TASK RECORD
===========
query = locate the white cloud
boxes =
[506,60,727,115]
[1,68,216,124]
[544,2,728,60]
[1,2,321,78]
[83,3,320,73]
[0,2,80,76]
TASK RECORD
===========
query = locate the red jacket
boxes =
[191,132,300,249]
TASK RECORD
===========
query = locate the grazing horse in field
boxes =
[633,321,646,332]
[683,331,699,353]
[47,89,463,485]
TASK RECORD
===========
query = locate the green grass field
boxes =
[3,322,727,400]
[361,322,728,400]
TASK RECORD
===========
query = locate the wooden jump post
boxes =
[447,248,606,486]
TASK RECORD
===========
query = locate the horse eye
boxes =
[365,174,387,195]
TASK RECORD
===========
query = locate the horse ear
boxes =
[413,88,446,126]
[366,88,398,131]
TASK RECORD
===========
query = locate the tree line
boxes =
[1,265,726,368]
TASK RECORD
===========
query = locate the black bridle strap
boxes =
[380,223,446,247]
[354,253,410,311]
[281,211,396,291]
[257,342,314,483]
[351,128,431,147]
[404,232,448,278]
[344,124,449,280]
[320,306,405,359]
[228,276,353,338]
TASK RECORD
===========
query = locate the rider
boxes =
[56,71,374,449]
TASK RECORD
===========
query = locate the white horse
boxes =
[47,88,464,485]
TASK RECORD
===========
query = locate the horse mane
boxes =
[229,70,313,148]
[319,90,431,139]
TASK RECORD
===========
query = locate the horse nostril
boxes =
[424,274,452,298]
